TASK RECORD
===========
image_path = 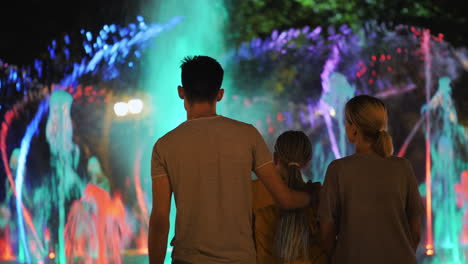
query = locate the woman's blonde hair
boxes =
[345,95,394,157]
[273,131,313,261]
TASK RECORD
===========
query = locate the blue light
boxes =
[48,46,56,59]
[110,24,117,33]
[16,101,48,264]
[86,32,92,41]
[16,82,20,91]
[137,15,144,22]
[128,62,134,67]
[64,35,70,45]
[64,48,70,60]
[34,59,43,78]
[84,44,92,54]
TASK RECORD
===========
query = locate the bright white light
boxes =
[128,99,144,114]
[329,108,336,117]
[114,102,128,117]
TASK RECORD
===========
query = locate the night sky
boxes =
[1,0,145,66]
[2,0,468,67]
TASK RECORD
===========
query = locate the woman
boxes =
[319,95,424,264]
[252,131,327,264]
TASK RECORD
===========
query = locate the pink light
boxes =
[422,29,434,254]
[0,109,45,254]
[371,55,377,61]
[277,113,285,122]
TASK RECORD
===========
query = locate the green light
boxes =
[142,1,228,262]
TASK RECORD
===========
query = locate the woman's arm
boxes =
[321,220,337,257]
[408,216,421,251]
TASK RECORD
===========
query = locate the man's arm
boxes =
[254,162,310,209]
[148,176,172,264]
[408,216,421,251]
[321,220,337,258]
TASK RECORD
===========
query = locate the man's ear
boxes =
[178,86,185,99]
[216,89,225,102]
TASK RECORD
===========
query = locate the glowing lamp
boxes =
[329,108,336,117]
[114,102,128,117]
[128,99,144,114]
[49,252,56,259]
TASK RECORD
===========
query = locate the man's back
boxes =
[152,115,272,264]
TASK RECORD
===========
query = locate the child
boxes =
[253,131,327,264]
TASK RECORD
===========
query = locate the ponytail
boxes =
[345,95,394,158]
[372,130,394,157]
[273,131,313,261]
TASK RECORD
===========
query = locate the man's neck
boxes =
[186,102,218,120]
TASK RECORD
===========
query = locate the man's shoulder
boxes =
[152,127,181,150]
[154,116,257,146]
[218,116,254,129]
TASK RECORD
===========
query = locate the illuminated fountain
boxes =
[0,9,467,264]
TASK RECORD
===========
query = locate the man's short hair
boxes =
[180,56,224,102]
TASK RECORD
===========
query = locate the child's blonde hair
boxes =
[273,130,313,261]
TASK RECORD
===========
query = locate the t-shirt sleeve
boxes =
[151,140,168,179]
[250,125,273,171]
[404,159,425,219]
[319,161,340,223]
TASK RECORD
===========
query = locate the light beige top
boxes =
[319,154,425,264]
[152,115,272,264]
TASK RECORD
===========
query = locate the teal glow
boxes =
[424,77,468,263]
[142,1,228,262]
[46,91,84,264]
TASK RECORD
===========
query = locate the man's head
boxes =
[178,56,224,104]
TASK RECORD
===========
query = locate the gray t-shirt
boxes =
[319,154,424,264]
[152,115,272,264]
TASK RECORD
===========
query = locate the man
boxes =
[149,56,311,264]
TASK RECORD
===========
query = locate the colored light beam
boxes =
[397,117,424,157]
[133,148,149,253]
[0,105,46,259]
[422,29,434,256]
[319,45,342,159]
[16,100,48,264]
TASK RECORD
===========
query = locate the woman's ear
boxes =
[346,122,358,143]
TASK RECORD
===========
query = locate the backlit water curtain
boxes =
[0,7,468,264]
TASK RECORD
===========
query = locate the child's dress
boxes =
[252,180,327,264]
